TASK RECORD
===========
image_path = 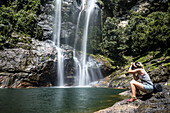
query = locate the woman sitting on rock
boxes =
[127,62,154,102]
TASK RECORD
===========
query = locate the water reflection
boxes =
[0,88,126,113]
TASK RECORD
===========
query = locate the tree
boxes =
[100,17,128,64]
[124,11,170,55]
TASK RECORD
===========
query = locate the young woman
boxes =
[127,62,154,102]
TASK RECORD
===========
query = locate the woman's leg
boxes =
[136,88,140,95]
[130,79,146,98]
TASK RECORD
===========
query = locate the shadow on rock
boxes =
[137,93,153,101]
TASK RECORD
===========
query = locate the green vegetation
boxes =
[91,54,116,70]
[91,1,170,68]
[99,17,128,65]
[167,82,170,86]
[45,56,49,60]
[125,11,170,54]
[0,0,43,49]
[0,0,169,72]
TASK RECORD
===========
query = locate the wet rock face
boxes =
[38,0,54,40]
[0,39,74,88]
[38,0,78,42]
[0,38,108,88]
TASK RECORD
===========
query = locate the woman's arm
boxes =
[133,74,139,80]
[128,63,140,74]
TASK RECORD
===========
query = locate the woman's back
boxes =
[138,69,153,85]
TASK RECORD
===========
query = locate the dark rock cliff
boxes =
[0,0,82,88]
[0,37,110,88]
[38,0,79,44]
[0,38,73,88]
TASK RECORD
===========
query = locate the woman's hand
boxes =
[128,62,140,74]
[130,62,134,70]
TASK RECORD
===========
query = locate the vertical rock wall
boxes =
[0,39,74,88]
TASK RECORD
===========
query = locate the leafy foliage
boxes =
[11,0,41,12]
[97,2,170,66]
[89,26,102,53]
[101,17,127,57]
[125,11,170,54]
[0,0,42,49]
[0,6,14,37]
[97,17,128,65]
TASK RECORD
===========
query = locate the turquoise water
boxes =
[0,87,126,113]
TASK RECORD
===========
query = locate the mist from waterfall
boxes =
[53,0,64,86]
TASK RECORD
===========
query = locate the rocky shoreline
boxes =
[95,85,170,113]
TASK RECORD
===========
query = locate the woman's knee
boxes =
[130,79,136,84]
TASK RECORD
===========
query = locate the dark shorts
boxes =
[143,84,154,93]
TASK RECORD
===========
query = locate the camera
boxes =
[125,73,129,76]
[131,64,136,70]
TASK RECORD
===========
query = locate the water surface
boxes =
[0,87,126,113]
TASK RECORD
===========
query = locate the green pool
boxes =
[0,87,126,113]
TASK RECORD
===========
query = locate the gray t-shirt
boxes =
[138,69,153,85]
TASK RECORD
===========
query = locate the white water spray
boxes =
[79,0,97,86]
[53,0,64,86]
[53,0,61,47]
[73,0,86,85]
[52,0,102,86]
[81,0,86,10]
[73,0,103,86]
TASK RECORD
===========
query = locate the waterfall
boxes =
[73,0,86,85]
[74,0,98,86]
[81,0,86,10]
[79,0,97,86]
[73,50,82,85]
[53,0,61,47]
[52,0,102,86]
[53,0,64,86]
[72,0,103,86]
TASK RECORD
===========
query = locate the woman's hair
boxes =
[134,62,144,69]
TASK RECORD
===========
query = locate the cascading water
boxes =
[53,0,64,86]
[53,0,102,86]
[73,0,86,85]
[73,0,102,86]
[79,0,97,86]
